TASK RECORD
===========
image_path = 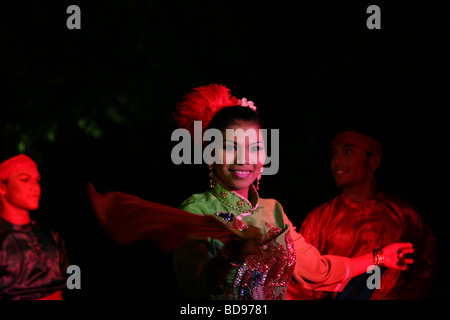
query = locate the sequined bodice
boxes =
[208,179,296,299]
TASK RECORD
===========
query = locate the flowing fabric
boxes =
[87,183,236,251]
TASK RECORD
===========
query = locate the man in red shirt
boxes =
[287,131,436,299]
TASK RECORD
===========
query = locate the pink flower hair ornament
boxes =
[238,97,257,111]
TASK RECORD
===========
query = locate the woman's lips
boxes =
[230,169,252,178]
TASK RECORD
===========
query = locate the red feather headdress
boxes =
[173,84,240,137]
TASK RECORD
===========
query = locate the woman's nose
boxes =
[235,150,244,164]
[236,148,250,164]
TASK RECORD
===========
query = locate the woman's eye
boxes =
[345,149,354,155]
[251,145,264,152]
[223,144,236,151]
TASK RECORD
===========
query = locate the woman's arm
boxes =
[350,243,413,277]
[284,207,414,291]
[291,233,414,291]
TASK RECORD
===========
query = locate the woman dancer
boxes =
[89,84,413,300]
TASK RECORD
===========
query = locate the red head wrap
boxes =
[0,154,38,181]
[332,131,383,157]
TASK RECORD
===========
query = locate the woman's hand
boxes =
[222,225,263,262]
[382,243,414,270]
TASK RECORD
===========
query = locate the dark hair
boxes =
[207,105,264,132]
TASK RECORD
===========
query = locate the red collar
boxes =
[339,191,384,209]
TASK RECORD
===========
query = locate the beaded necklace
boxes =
[209,176,259,213]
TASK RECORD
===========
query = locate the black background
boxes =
[1,0,448,300]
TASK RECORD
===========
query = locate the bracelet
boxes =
[373,248,385,267]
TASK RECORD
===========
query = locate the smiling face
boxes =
[213,121,266,197]
[330,142,379,189]
[0,167,41,212]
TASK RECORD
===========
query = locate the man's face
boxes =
[330,143,374,189]
[0,167,41,211]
